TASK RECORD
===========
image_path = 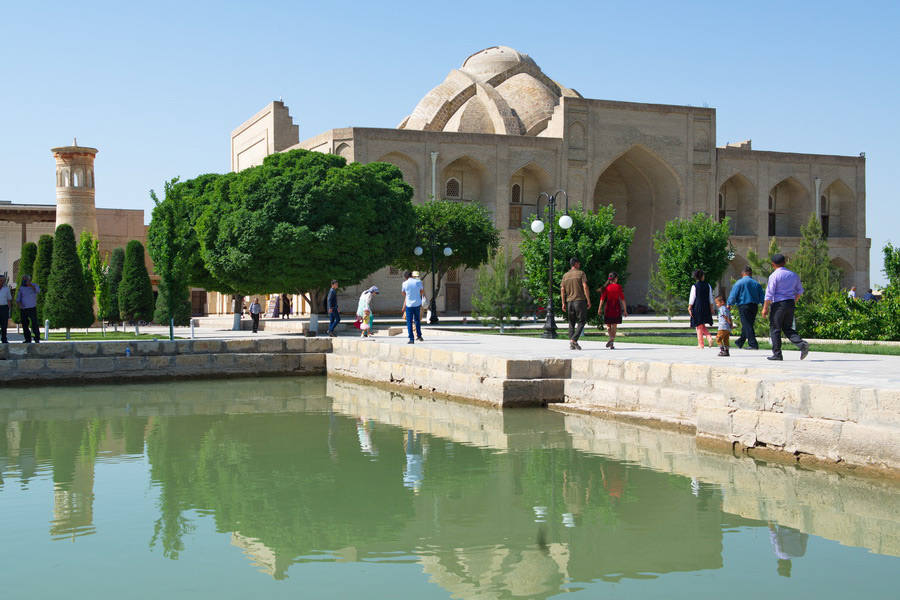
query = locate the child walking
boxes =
[715,295,733,357]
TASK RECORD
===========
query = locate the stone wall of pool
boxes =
[4,335,899,475]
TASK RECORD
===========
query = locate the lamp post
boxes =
[414,231,452,324]
[531,190,572,339]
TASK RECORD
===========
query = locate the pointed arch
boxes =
[718,173,757,236]
[591,144,685,301]
[768,177,809,237]
[831,257,855,289]
[822,179,856,238]
[507,161,552,229]
[441,154,493,209]
[334,142,352,161]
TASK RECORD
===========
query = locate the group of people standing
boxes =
[560,253,810,361]
[0,273,42,344]
[324,271,425,344]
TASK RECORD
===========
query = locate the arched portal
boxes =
[823,179,856,238]
[592,145,684,301]
[441,155,492,211]
[508,162,551,229]
[718,174,757,236]
[831,257,855,290]
[768,177,809,237]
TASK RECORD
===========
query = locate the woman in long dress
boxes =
[688,269,715,349]
[356,286,379,337]
[598,272,627,349]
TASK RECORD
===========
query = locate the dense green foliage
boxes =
[44,224,94,329]
[149,180,193,326]
[471,247,528,331]
[118,240,155,323]
[77,231,98,320]
[646,265,682,321]
[653,213,733,300]
[176,149,417,297]
[793,213,842,306]
[89,238,110,320]
[106,247,125,323]
[800,291,900,341]
[744,238,782,282]
[883,242,900,293]
[11,241,37,324]
[392,199,501,304]
[154,278,192,325]
[520,204,633,324]
[33,235,54,322]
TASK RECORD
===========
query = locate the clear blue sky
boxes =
[2,0,897,284]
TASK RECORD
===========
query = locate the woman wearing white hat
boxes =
[356,286,379,337]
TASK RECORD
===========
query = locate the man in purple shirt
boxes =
[761,254,809,361]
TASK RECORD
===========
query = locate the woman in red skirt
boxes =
[599,272,627,349]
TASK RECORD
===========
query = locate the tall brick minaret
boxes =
[52,139,98,238]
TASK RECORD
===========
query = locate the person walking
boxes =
[0,274,12,344]
[598,272,626,350]
[15,274,41,343]
[714,295,733,357]
[688,269,714,349]
[281,293,291,319]
[249,298,262,333]
[401,272,424,344]
[561,258,590,350]
[727,266,765,350]
[762,253,809,361]
[357,286,379,338]
[326,279,340,337]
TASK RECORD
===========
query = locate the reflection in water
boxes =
[1,377,899,598]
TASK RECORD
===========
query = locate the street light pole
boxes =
[414,231,452,325]
[531,191,571,339]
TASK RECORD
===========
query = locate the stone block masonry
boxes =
[2,339,326,385]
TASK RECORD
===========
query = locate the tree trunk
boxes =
[66,327,70,340]
[232,294,243,331]
[135,323,140,336]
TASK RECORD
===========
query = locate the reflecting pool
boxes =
[2,377,899,598]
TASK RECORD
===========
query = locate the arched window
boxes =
[509,183,523,229]
[62,170,70,187]
[821,195,830,237]
[87,169,94,188]
[445,178,460,199]
[73,169,82,187]
[718,193,726,222]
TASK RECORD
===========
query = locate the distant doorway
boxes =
[191,291,208,316]
[445,285,461,314]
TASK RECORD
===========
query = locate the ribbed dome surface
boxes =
[399,47,580,136]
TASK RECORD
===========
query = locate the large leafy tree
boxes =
[392,200,501,305]
[33,234,53,322]
[44,224,95,333]
[520,204,633,323]
[89,238,110,322]
[195,150,416,292]
[11,242,37,324]
[653,212,733,300]
[77,231,98,319]
[118,240,155,326]
[793,213,841,306]
[106,247,125,324]
[149,179,193,331]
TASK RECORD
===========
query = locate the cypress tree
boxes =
[107,247,125,323]
[44,224,95,333]
[12,242,37,324]
[153,277,192,325]
[118,240,155,326]
[77,231,97,322]
[33,234,54,322]
[793,213,841,306]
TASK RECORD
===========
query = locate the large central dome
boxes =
[398,46,581,137]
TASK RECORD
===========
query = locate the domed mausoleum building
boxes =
[225,46,868,315]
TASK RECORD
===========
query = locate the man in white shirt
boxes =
[0,274,12,344]
[401,271,425,344]
[249,298,262,333]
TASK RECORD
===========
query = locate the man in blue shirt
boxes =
[400,271,425,344]
[727,266,765,350]
[761,254,809,361]
[326,279,340,337]
[15,274,41,344]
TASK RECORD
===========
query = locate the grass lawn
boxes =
[44,332,183,341]
[449,328,900,356]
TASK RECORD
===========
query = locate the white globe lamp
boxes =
[443,247,453,257]
[531,219,545,234]
[559,214,573,230]
[414,246,423,256]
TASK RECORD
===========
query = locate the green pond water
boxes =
[2,376,899,599]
